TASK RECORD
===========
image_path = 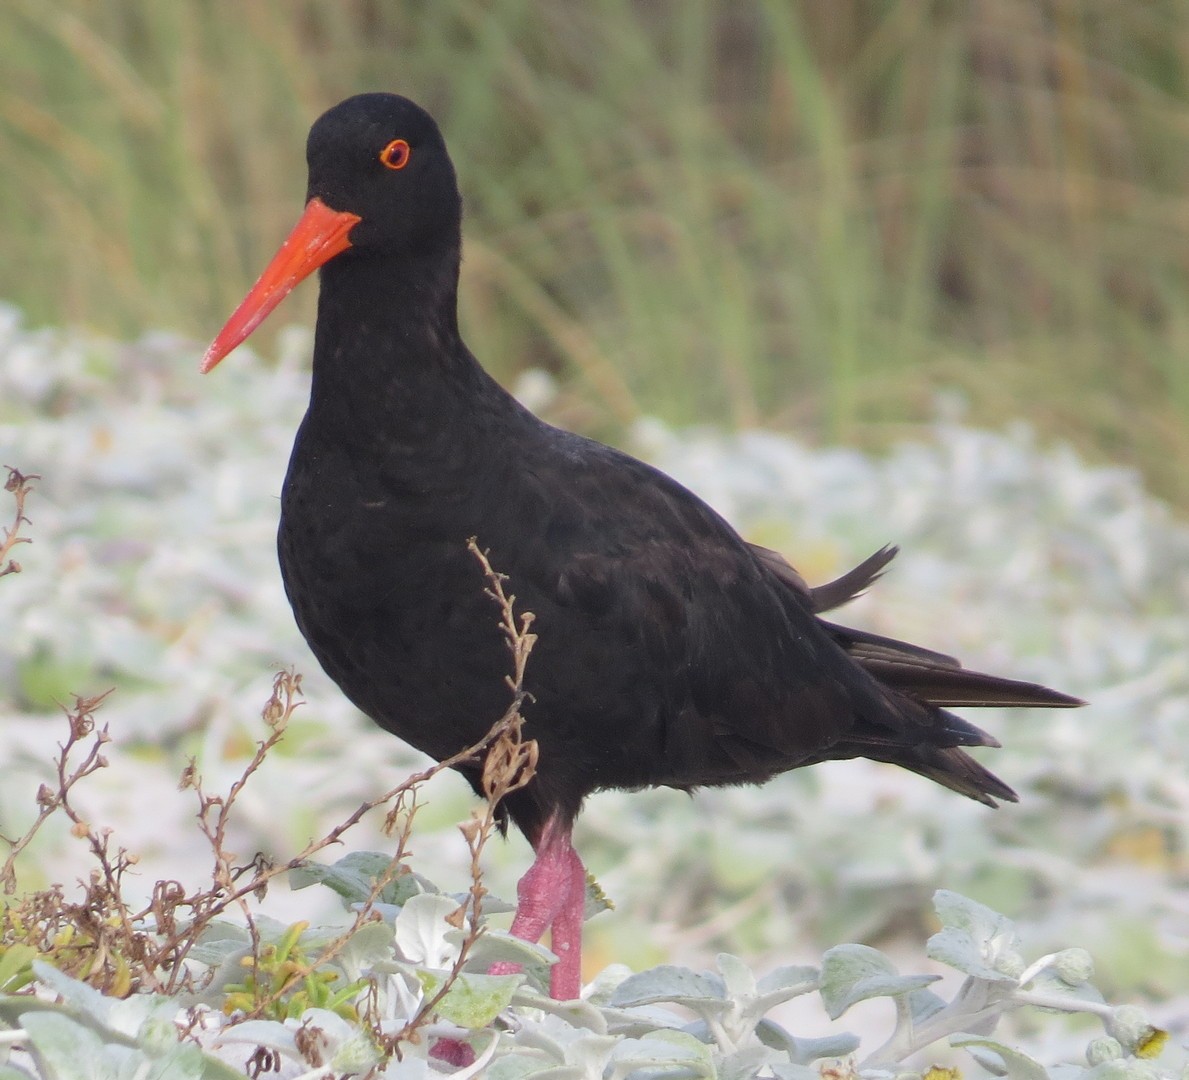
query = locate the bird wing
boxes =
[488,427,1078,811]
[502,437,920,778]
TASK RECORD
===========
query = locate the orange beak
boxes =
[201,197,362,373]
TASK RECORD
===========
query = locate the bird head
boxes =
[202,93,461,372]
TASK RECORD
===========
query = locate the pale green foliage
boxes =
[0,885,1180,1079]
[2,319,1187,1076]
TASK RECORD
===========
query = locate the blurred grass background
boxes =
[1,0,1187,503]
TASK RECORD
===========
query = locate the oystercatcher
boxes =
[203,93,1082,1000]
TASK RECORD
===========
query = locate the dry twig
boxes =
[0,466,37,578]
[1,692,114,895]
[381,539,539,1051]
[1,538,540,1040]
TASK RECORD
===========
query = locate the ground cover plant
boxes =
[0,469,1181,1078]
[0,317,1186,1075]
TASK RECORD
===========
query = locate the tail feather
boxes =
[891,745,1020,807]
[754,541,1084,806]
[808,544,898,613]
[748,543,898,614]
[823,733,1019,806]
[826,623,1085,709]
[857,660,1084,708]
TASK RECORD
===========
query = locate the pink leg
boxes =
[489,816,587,999]
[543,844,586,999]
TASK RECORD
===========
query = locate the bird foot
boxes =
[489,817,586,999]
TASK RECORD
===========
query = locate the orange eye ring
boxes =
[379,138,411,170]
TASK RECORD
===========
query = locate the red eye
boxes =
[379,138,411,170]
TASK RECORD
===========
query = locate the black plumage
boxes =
[204,93,1082,999]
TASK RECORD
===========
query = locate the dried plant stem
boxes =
[2,537,539,1027]
[202,542,540,1027]
[0,692,114,895]
[0,467,37,578]
[382,539,539,1051]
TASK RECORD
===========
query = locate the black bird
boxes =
[203,93,1082,1000]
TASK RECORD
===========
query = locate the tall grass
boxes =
[2,1,1188,502]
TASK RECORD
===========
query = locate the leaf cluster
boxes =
[0,478,1180,1079]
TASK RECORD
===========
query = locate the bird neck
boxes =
[302,243,520,460]
[305,244,491,425]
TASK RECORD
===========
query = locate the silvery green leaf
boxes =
[717,1045,773,1080]
[20,1011,209,1080]
[417,971,521,1029]
[31,961,176,1042]
[137,1017,181,1057]
[770,1065,823,1080]
[444,891,515,916]
[927,891,1021,983]
[716,953,755,999]
[493,1065,584,1080]
[485,1057,559,1080]
[290,1008,379,1073]
[755,965,818,999]
[909,987,949,1024]
[1080,1063,1163,1080]
[288,850,396,901]
[366,902,404,924]
[290,852,432,907]
[465,930,558,971]
[249,914,299,942]
[608,967,727,1010]
[1024,968,1105,1012]
[753,1018,798,1057]
[560,1031,621,1072]
[928,928,1022,985]
[19,1012,118,1080]
[0,996,75,1029]
[1078,1065,1138,1080]
[951,1034,1050,1080]
[581,964,634,1007]
[193,1049,250,1080]
[608,1030,713,1077]
[793,1031,862,1063]
[513,1015,616,1064]
[599,1006,690,1040]
[393,893,465,967]
[28,962,122,1036]
[510,988,610,1035]
[373,963,425,1022]
[0,1065,36,1080]
[139,1044,213,1080]
[377,1052,434,1080]
[753,966,819,1012]
[333,919,396,982]
[212,1018,297,1054]
[505,1026,570,1063]
[819,945,939,1020]
[186,922,250,967]
[755,1020,860,1064]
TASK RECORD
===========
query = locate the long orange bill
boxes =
[201,197,362,373]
